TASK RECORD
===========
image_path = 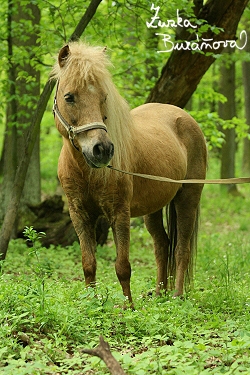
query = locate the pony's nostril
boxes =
[93,142,114,160]
[93,143,104,158]
[109,143,114,157]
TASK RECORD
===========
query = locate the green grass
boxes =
[1,167,250,374]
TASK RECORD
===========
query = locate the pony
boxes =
[51,42,207,306]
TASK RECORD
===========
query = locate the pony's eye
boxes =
[64,93,75,103]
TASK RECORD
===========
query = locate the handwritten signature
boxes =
[146,4,247,53]
[156,31,247,53]
[146,4,197,30]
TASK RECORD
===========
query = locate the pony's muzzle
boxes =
[83,140,114,168]
[93,141,114,159]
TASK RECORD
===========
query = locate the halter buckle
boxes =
[68,127,75,141]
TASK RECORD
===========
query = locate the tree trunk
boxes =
[146,0,248,107]
[0,1,41,233]
[218,46,244,195]
[0,0,103,261]
[242,29,250,175]
[16,3,41,218]
[145,27,159,81]
[0,0,18,224]
[218,47,239,194]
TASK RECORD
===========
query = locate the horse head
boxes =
[53,44,114,168]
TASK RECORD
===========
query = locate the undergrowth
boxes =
[0,179,250,374]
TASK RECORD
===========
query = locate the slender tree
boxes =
[0,0,103,261]
[0,1,41,231]
[218,47,239,194]
[242,28,250,175]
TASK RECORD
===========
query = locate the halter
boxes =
[52,82,108,151]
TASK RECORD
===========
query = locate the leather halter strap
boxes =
[52,83,107,151]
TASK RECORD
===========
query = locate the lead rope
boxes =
[107,165,250,185]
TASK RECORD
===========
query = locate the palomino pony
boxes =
[52,42,207,306]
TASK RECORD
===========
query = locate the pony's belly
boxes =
[130,182,180,217]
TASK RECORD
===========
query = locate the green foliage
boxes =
[189,110,225,149]
[23,226,47,312]
[189,110,250,150]
[23,226,46,245]
[223,116,250,141]
[0,0,249,160]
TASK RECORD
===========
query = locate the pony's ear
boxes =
[58,45,70,68]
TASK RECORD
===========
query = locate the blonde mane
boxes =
[51,41,135,172]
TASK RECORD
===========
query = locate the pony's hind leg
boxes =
[112,208,133,307]
[144,209,170,295]
[172,184,203,296]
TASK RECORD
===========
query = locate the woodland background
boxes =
[0,1,250,374]
[0,0,250,249]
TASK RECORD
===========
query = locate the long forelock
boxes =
[51,42,113,88]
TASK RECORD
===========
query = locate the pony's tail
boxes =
[166,201,177,290]
[166,201,199,292]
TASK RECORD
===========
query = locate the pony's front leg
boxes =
[79,228,97,287]
[112,209,133,307]
[69,205,97,286]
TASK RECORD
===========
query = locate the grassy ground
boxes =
[0,162,250,374]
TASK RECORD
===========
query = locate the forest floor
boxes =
[1,157,250,374]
